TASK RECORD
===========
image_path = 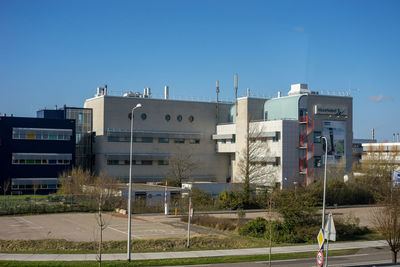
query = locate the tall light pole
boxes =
[321,136,328,267]
[321,136,328,229]
[127,103,142,262]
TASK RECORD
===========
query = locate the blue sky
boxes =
[0,0,399,141]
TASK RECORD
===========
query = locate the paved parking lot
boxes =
[0,213,199,241]
[0,206,375,242]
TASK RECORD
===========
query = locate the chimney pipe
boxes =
[55,105,57,110]
[393,133,396,142]
[278,91,282,98]
[372,128,375,141]
[397,133,399,143]
[247,88,250,97]
[234,74,238,116]
[104,85,108,95]
[164,86,169,99]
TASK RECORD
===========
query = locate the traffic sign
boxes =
[324,213,336,241]
[317,228,325,249]
[317,249,324,266]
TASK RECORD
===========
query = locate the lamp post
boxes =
[321,136,328,229]
[320,136,328,267]
[127,103,142,262]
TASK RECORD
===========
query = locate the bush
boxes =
[238,217,268,238]
[181,215,244,231]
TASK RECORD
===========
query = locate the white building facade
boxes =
[84,84,353,189]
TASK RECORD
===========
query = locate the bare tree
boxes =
[237,122,279,204]
[91,174,119,267]
[372,189,400,263]
[3,180,10,196]
[166,147,197,187]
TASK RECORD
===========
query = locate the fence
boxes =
[0,194,222,216]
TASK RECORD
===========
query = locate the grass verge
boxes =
[0,249,359,266]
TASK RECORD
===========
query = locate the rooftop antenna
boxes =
[234,74,238,116]
[216,80,220,120]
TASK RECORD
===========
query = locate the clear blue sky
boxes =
[0,0,399,141]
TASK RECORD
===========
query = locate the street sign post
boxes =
[317,229,325,249]
[323,213,336,267]
[317,249,324,267]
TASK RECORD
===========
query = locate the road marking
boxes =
[108,226,127,235]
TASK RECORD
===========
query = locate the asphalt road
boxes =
[176,248,399,267]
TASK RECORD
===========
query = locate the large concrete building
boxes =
[85,83,353,188]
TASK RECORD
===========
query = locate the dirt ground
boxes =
[208,206,377,227]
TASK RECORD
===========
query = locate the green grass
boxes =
[0,249,360,266]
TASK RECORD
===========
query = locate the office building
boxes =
[0,115,75,194]
[85,83,353,188]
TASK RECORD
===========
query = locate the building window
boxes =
[231,136,236,144]
[158,160,169,165]
[177,115,182,122]
[141,113,147,120]
[142,160,152,165]
[158,138,169,143]
[273,157,280,167]
[221,139,226,144]
[174,138,185,144]
[314,131,322,143]
[189,139,200,144]
[165,114,171,121]
[140,137,153,143]
[12,128,72,141]
[272,132,281,142]
[188,115,194,122]
[314,156,322,167]
[107,160,119,165]
[78,113,83,123]
[12,153,72,165]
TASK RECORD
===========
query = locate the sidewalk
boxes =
[0,240,388,261]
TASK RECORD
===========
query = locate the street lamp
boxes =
[320,136,328,267]
[320,136,328,229]
[127,103,142,262]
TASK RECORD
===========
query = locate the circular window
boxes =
[188,115,194,122]
[177,115,182,122]
[165,114,171,121]
[141,113,147,120]
[128,113,134,120]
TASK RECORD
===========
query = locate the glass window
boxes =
[174,138,185,144]
[165,114,171,121]
[272,132,281,142]
[189,139,200,144]
[141,113,147,120]
[177,115,182,122]
[35,160,42,164]
[142,160,153,165]
[141,137,153,143]
[221,139,226,144]
[158,138,169,143]
[188,115,194,122]
[314,156,322,167]
[314,131,322,143]
[231,136,236,144]
[158,160,169,165]
[78,113,83,123]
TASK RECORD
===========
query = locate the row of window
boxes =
[12,128,72,141]
[133,113,195,123]
[12,184,59,190]
[107,160,169,166]
[107,136,200,144]
[12,159,71,165]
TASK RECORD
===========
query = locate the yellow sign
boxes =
[317,229,325,249]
